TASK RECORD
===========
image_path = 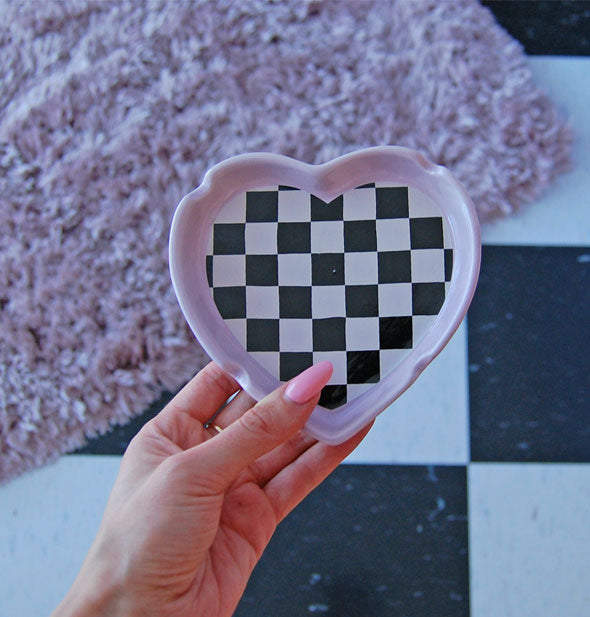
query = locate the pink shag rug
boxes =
[0,0,571,483]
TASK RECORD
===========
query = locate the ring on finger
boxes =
[204,422,223,434]
[211,389,256,428]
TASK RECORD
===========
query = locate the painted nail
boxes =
[284,361,333,404]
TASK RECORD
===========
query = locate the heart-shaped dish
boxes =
[169,146,480,444]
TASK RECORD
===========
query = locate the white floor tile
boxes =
[482,57,590,247]
[469,463,590,617]
[0,456,121,617]
[345,320,469,464]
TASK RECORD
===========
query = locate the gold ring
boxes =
[204,422,223,434]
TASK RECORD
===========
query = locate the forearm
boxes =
[51,537,125,617]
[51,576,118,617]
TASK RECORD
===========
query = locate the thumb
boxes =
[184,361,333,491]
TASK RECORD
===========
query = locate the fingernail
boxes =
[284,361,333,404]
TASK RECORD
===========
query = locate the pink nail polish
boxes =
[284,361,333,404]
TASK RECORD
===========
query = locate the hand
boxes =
[52,361,371,617]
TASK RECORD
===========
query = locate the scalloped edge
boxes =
[169,146,481,444]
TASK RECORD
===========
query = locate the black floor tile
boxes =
[235,465,469,617]
[468,246,590,462]
[483,1,590,56]
[73,390,175,455]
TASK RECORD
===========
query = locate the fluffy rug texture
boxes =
[0,0,572,482]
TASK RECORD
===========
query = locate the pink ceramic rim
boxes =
[169,146,481,445]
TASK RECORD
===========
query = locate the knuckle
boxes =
[238,402,277,440]
[159,455,184,479]
[156,454,193,487]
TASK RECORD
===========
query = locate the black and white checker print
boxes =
[206,184,453,409]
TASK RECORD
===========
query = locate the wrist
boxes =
[51,580,118,617]
[51,536,126,617]
[51,566,123,617]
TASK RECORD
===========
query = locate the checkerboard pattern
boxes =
[206,184,453,408]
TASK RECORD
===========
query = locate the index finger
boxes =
[182,362,333,492]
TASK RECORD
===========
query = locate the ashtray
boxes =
[169,146,480,444]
